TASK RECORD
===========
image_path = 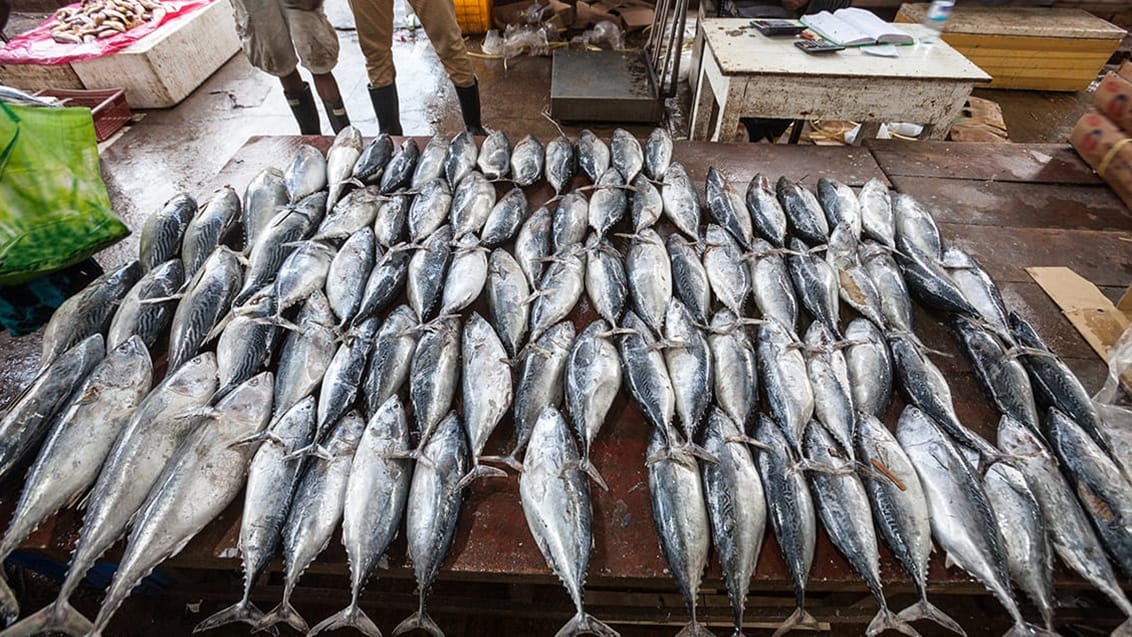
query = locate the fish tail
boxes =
[579,458,609,491]
[255,601,309,633]
[1114,617,1132,637]
[309,605,382,637]
[772,606,819,637]
[392,610,444,637]
[455,463,509,489]
[1002,621,1051,637]
[674,620,716,637]
[866,606,920,637]
[0,600,92,636]
[553,611,619,637]
[0,574,16,627]
[897,598,966,636]
[192,599,265,633]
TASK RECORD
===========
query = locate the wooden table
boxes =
[5,137,1132,634]
[689,20,992,143]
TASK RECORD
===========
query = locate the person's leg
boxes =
[231,0,319,133]
[281,69,321,134]
[407,0,484,134]
[345,0,401,134]
[286,4,350,132]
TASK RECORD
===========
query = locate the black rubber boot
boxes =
[324,101,350,133]
[454,79,487,136]
[284,82,321,135]
[368,83,403,136]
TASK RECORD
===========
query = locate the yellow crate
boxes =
[455,0,493,34]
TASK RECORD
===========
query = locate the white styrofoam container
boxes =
[0,61,84,92]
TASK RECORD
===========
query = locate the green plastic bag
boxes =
[0,101,129,285]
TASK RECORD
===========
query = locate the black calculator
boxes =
[750,19,807,36]
[794,39,846,54]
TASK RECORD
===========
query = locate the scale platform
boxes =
[550,49,664,124]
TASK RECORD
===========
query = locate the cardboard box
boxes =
[1093,72,1132,134]
[1069,109,1132,210]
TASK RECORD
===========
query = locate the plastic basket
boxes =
[33,87,131,142]
[455,0,493,34]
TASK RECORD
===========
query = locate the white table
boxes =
[689,19,992,143]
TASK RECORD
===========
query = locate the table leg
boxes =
[712,82,743,143]
[690,63,717,142]
[853,121,882,145]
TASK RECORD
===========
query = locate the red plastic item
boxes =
[34,87,131,141]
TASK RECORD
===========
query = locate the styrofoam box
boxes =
[72,0,240,108]
[0,61,85,92]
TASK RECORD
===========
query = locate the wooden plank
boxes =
[944,34,1122,53]
[867,140,1103,184]
[1027,267,1131,362]
[888,176,1132,231]
[897,3,1128,39]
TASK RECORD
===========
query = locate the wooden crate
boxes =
[897,3,1126,91]
[70,0,240,108]
[0,60,84,92]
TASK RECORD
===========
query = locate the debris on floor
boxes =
[948,96,1010,143]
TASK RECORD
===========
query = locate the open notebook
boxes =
[800,8,915,46]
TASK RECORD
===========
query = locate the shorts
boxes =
[229,0,341,76]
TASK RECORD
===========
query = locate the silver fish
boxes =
[610,128,643,182]
[708,309,758,431]
[665,298,713,445]
[625,228,671,337]
[565,320,621,490]
[258,410,364,634]
[412,135,449,189]
[242,168,288,249]
[576,129,610,184]
[487,248,530,358]
[748,238,798,331]
[458,313,513,485]
[546,134,576,194]
[817,177,861,238]
[515,205,552,288]
[39,260,139,368]
[409,178,453,242]
[477,130,510,180]
[326,126,364,212]
[588,167,627,238]
[273,239,335,313]
[380,139,420,194]
[519,407,619,637]
[327,227,376,328]
[439,234,488,315]
[662,162,701,240]
[585,235,628,327]
[942,246,1008,331]
[702,224,750,316]
[408,225,454,321]
[316,317,378,439]
[314,187,382,242]
[214,293,277,402]
[618,312,678,448]
[353,246,410,325]
[758,319,813,454]
[776,177,828,246]
[843,319,893,419]
[644,127,673,180]
[445,131,478,187]
[666,234,711,325]
[374,192,409,247]
[950,315,1039,432]
[237,195,320,305]
[510,134,544,187]
[355,134,395,185]
[786,237,840,338]
[410,317,461,443]
[860,242,915,335]
[482,186,528,247]
[826,223,885,329]
[450,171,496,238]
[182,186,239,278]
[529,245,585,342]
[893,194,942,260]
[362,305,419,418]
[88,373,272,637]
[858,178,894,248]
[893,242,980,318]
[553,190,588,252]
[285,144,327,203]
[507,321,575,464]
[273,291,336,415]
[804,322,855,457]
[630,173,663,232]
[168,248,243,371]
[746,174,788,248]
[139,194,195,271]
[706,167,753,250]
[106,259,183,350]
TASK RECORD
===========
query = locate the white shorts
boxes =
[229,0,340,76]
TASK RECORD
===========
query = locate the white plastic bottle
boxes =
[920,0,955,45]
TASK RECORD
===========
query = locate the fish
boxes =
[285,144,327,203]
[0,337,151,626]
[510,134,544,187]
[565,320,621,490]
[311,396,413,636]
[702,224,751,316]
[316,317,378,440]
[181,186,239,278]
[450,171,496,238]
[168,248,243,371]
[410,317,461,444]
[409,178,454,242]
[326,126,364,211]
[552,190,588,252]
[313,187,382,242]
[374,193,409,247]
[588,167,627,238]
[701,409,765,636]
[0,353,216,634]
[896,405,1036,637]
[625,228,672,337]
[486,248,530,358]
[380,138,420,194]
[214,293,277,402]
[706,167,753,250]
[530,245,585,342]
[139,194,195,271]
[664,298,713,446]
[273,291,336,415]
[576,129,610,184]
[662,163,701,240]
[272,239,335,313]
[629,173,663,232]
[776,177,828,246]
[242,168,288,249]
[817,177,861,238]
[237,194,321,305]
[854,413,964,636]
[893,194,942,260]
[891,245,977,320]
[825,223,885,328]
[843,319,893,419]
[477,130,511,180]
[644,127,673,180]
[610,128,643,182]
[860,242,915,335]
[395,411,469,637]
[758,320,814,454]
[257,410,365,634]
[355,133,395,185]
[646,426,712,637]
[88,373,273,637]
[482,186,528,247]
[754,413,819,637]
[515,205,553,288]
[106,259,184,350]
[746,174,788,248]
[362,305,419,418]
[438,234,488,316]
[983,462,1056,631]
[786,237,840,338]
[39,260,140,368]
[408,225,454,321]
[193,396,317,634]
[748,239,798,331]
[445,130,478,187]
[585,235,628,327]
[505,322,575,466]
[804,322,855,457]
[618,311,679,449]
[519,407,619,637]
[998,415,1132,633]
[457,313,514,486]
[327,227,376,328]
[858,178,894,248]
[950,315,1040,432]
[708,309,758,431]
[353,246,411,325]
[667,234,712,325]
[941,246,1009,331]
[411,135,448,189]
[546,135,577,194]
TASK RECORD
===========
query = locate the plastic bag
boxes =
[482,29,505,56]
[0,101,129,285]
[501,24,549,59]
[1094,321,1132,479]
[573,20,624,50]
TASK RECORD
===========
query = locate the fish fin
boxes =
[597,328,638,338]
[866,607,920,637]
[772,607,819,637]
[310,444,335,461]
[725,434,770,452]
[456,464,509,489]
[580,458,609,491]
[479,454,525,474]
[173,406,221,421]
[208,384,235,407]
[308,605,382,637]
[193,599,266,633]
[283,444,316,461]
[1002,622,1051,637]
[897,599,966,637]
[555,612,620,637]
[685,442,720,464]
[225,431,274,450]
[675,620,716,637]
[944,553,958,570]
[255,601,308,634]
[393,611,445,637]
[248,315,303,333]
[137,293,184,306]
[0,599,91,636]
[797,458,854,476]
[1003,346,1057,361]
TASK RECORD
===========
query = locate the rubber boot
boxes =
[284,82,321,135]
[454,79,487,136]
[368,83,403,136]
[323,101,350,133]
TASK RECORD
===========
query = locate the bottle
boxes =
[920,0,955,46]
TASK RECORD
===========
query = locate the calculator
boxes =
[750,19,806,36]
[794,39,846,54]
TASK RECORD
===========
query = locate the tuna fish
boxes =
[106,259,184,350]
[314,187,382,242]
[139,194,195,271]
[242,168,288,249]
[786,237,840,338]
[237,195,321,304]
[273,291,336,415]
[362,305,419,418]
[412,135,448,189]
[950,315,1039,432]
[565,320,621,490]
[445,131,478,188]
[825,223,885,329]
[373,193,409,248]
[407,225,454,321]
[326,126,364,211]
[457,313,514,485]
[438,234,488,316]
[860,242,915,335]
[588,167,627,238]
[817,177,861,238]
[510,134,544,187]
[942,247,1009,332]
[515,205,552,288]
[667,234,712,325]
[702,224,751,317]
[843,319,893,419]
[611,128,643,182]
[804,322,855,457]
[776,177,828,246]
[168,247,243,371]
[664,298,713,446]
[644,127,673,180]
[482,186,528,247]
[618,311,679,449]
[662,163,701,240]
[316,317,378,440]
[857,178,894,248]
[39,260,139,368]
[486,248,530,358]
[381,139,420,194]
[584,235,628,327]
[893,242,980,318]
[747,239,798,331]
[450,171,496,238]
[630,174,663,232]
[353,246,411,325]
[272,239,335,313]
[214,293,277,402]
[576,129,610,184]
[182,186,239,278]
[327,227,376,328]
[706,167,753,250]
[746,174,788,248]
[708,309,758,431]
[529,245,585,342]
[552,191,588,252]
[892,194,942,260]
[545,135,576,194]
[409,178,453,241]
[625,228,672,337]
[355,134,395,185]
[477,130,511,180]
[758,319,813,454]
[410,317,461,444]
[504,322,575,465]
[285,144,328,203]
